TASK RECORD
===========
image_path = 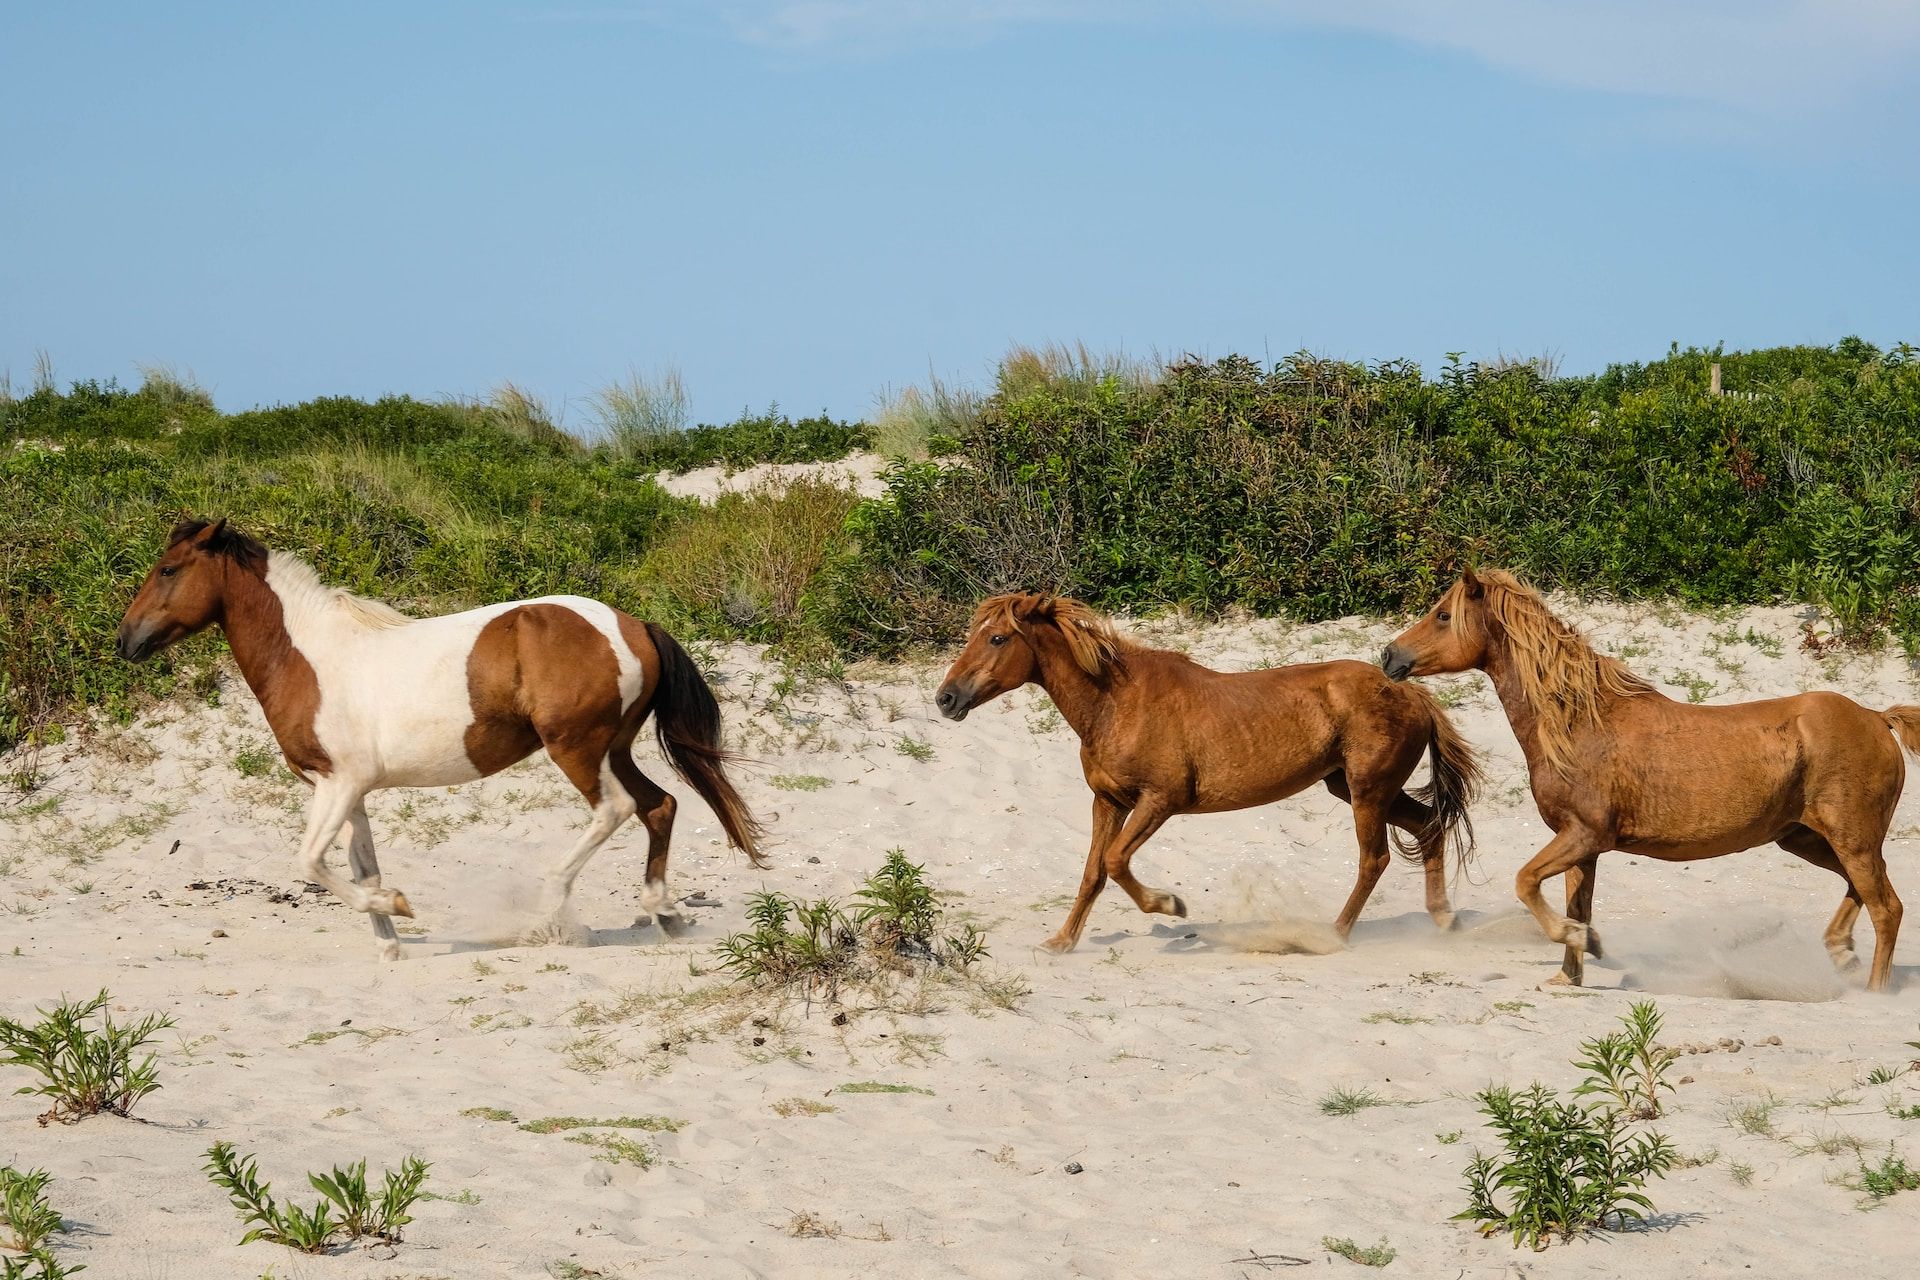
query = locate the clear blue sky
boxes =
[5,2,1917,425]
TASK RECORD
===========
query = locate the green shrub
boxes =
[203,1142,429,1252]
[714,850,990,998]
[0,990,175,1124]
[818,340,1920,655]
[1457,1002,1678,1249]
[634,406,872,473]
[633,477,857,648]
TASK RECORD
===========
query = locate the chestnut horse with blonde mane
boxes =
[936,593,1482,952]
[117,519,764,959]
[1384,567,1920,990]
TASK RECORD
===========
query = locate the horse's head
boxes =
[1381,568,1494,680]
[934,593,1052,721]
[117,518,262,662]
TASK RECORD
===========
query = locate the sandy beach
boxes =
[5,599,1920,1278]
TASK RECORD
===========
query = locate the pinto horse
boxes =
[117,518,764,959]
[1383,567,1920,991]
[935,593,1482,952]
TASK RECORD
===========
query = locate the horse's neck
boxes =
[220,565,328,730]
[1029,631,1117,740]
[1482,638,1555,777]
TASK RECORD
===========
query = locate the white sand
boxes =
[653,452,890,502]
[4,600,1920,1277]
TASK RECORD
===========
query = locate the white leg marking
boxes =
[537,759,637,926]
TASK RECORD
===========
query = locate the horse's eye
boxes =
[1436,610,1450,623]
[160,566,179,578]
[989,634,1007,646]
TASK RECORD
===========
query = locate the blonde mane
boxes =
[1463,569,1652,774]
[970,593,1129,677]
[266,552,415,632]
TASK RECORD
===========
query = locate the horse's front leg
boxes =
[346,802,403,961]
[1514,828,1606,986]
[296,778,411,921]
[1040,794,1124,954]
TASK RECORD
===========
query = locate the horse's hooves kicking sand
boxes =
[117,518,766,960]
[935,592,1482,955]
[1385,566,1915,994]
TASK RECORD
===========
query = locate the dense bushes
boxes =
[4,338,1916,753]
[635,408,872,473]
[0,378,689,749]
[816,341,1920,653]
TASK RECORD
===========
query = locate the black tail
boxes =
[1392,684,1483,871]
[645,623,767,867]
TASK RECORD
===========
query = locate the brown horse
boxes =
[117,518,764,959]
[935,593,1482,952]
[1383,567,1920,991]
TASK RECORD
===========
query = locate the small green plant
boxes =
[1320,1086,1389,1117]
[1729,1161,1755,1187]
[1,1167,65,1254]
[893,735,934,762]
[519,1115,681,1135]
[0,990,175,1124]
[1888,1102,1920,1121]
[713,850,996,998]
[1456,1001,1678,1249]
[853,848,939,950]
[231,743,277,777]
[1729,1096,1782,1136]
[1322,1235,1396,1266]
[835,1081,934,1096]
[769,774,831,792]
[203,1142,430,1253]
[1436,1130,1463,1145]
[1571,1000,1675,1120]
[1,1249,83,1280]
[565,1133,655,1167]
[1866,1065,1904,1085]
[1854,1152,1920,1200]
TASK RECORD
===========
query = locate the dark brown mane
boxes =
[170,517,268,572]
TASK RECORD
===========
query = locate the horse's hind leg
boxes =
[1829,837,1902,993]
[1386,792,1454,931]
[609,746,681,934]
[346,802,402,961]
[536,735,638,937]
[1328,775,1392,938]
[1778,827,1864,972]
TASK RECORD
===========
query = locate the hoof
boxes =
[1544,971,1579,988]
[656,911,693,938]
[369,889,413,919]
[1431,910,1457,933]
[1831,949,1862,973]
[1586,926,1604,960]
[1038,934,1078,955]
[1164,893,1188,919]
[377,941,402,962]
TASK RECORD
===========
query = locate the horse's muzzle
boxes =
[116,624,156,663]
[1380,644,1414,682]
[934,683,971,722]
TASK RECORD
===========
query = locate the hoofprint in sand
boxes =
[4,601,1920,1278]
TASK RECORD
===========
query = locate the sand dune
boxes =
[4,599,1919,1277]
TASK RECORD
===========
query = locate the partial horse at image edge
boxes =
[1384,566,1917,991]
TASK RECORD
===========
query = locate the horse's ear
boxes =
[168,517,208,547]
[1462,567,1485,600]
